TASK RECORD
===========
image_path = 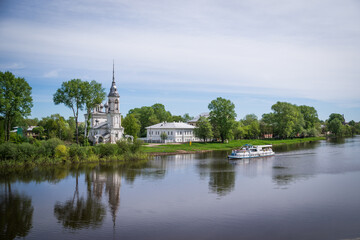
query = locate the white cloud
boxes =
[43,70,60,78]
[0,0,359,112]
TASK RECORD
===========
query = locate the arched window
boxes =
[115,99,119,110]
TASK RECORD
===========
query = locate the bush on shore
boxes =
[0,138,147,167]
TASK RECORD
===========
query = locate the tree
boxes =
[208,97,236,142]
[160,132,168,142]
[152,103,172,122]
[0,71,33,141]
[53,79,86,144]
[128,106,158,137]
[83,80,106,139]
[123,114,140,139]
[327,114,344,136]
[267,102,304,138]
[182,113,194,122]
[194,116,213,142]
[240,114,260,139]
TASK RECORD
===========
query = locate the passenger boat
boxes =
[228,144,275,159]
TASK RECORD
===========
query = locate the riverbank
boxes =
[142,137,326,155]
[0,138,148,168]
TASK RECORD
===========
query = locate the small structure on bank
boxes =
[85,65,124,144]
[145,121,198,143]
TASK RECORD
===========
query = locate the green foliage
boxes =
[194,116,213,142]
[327,117,343,136]
[40,138,64,157]
[208,97,236,142]
[96,143,117,157]
[18,143,37,161]
[38,114,74,141]
[128,103,175,137]
[53,79,87,143]
[123,114,141,139]
[0,142,19,161]
[83,80,106,138]
[0,71,33,142]
[129,139,143,154]
[10,132,28,144]
[55,145,69,160]
[116,140,130,154]
[160,132,168,142]
[239,114,260,139]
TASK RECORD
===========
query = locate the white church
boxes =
[85,66,124,144]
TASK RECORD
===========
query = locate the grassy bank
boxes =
[142,137,326,155]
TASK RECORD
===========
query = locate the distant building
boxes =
[187,112,210,126]
[146,121,198,143]
[85,64,124,144]
[26,126,37,137]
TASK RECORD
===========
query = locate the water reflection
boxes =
[54,171,107,229]
[196,158,236,197]
[0,183,34,240]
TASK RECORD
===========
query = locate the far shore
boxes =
[143,137,326,156]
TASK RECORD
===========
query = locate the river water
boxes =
[1,137,360,240]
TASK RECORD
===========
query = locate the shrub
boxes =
[0,142,19,161]
[129,139,143,153]
[55,145,69,160]
[18,142,37,161]
[116,140,130,154]
[97,143,117,157]
[40,138,64,157]
[68,144,87,161]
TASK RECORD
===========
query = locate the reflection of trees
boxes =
[197,159,236,197]
[209,161,235,196]
[0,183,34,240]
[54,171,106,229]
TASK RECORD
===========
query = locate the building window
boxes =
[115,99,119,110]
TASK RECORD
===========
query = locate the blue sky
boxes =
[1,0,359,122]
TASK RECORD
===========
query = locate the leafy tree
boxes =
[194,116,213,142]
[123,114,140,139]
[53,79,86,144]
[38,114,73,141]
[32,126,45,139]
[327,115,344,136]
[0,71,33,141]
[240,114,260,139]
[171,115,184,122]
[182,113,194,122]
[208,97,236,142]
[152,103,172,122]
[328,113,345,123]
[267,102,304,138]
[160,132,168,142]
[83,80,106,138]
[128,106,158,137]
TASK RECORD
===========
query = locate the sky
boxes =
[0,0,359,122]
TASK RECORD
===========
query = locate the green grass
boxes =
[142,137,326,154]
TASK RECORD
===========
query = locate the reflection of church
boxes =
[90,172,121,226]
[85,64,124,144]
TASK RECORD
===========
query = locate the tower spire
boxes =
[112,60,115,83]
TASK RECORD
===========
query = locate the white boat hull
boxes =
[228,152,275,159]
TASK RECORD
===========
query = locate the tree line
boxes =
[1,71,360,145]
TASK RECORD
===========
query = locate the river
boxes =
[1,136,360,240]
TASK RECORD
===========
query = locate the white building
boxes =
[146,122,198,143]
[85,65,124,144]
